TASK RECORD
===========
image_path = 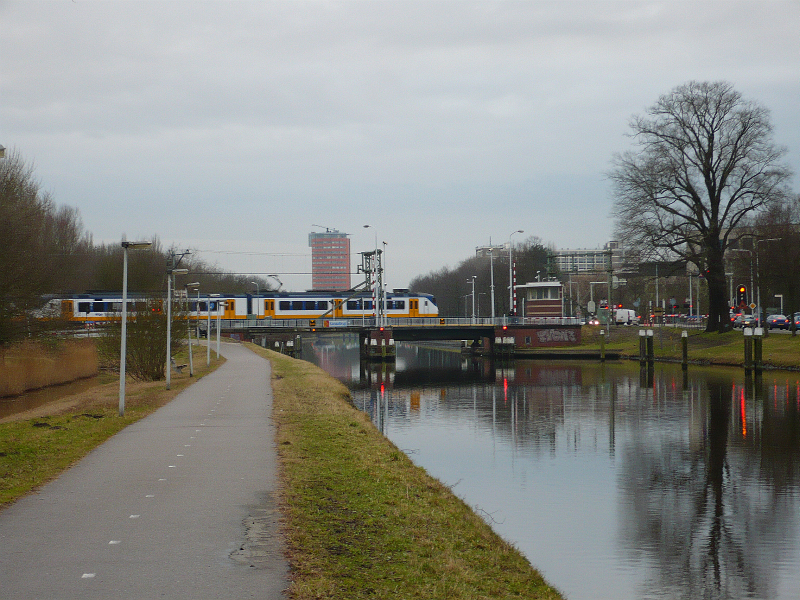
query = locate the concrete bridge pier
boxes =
[359,328,396,361]
[253,333,302,357]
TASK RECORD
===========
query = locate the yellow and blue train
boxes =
[49,289,438,324]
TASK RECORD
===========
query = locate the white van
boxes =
[614,308,638,325]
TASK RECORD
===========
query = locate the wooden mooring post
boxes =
[600,330,605,362]
[639,329,654,364]
[753,328,763,372]
[743,328,754,371]
[681,330,688,369]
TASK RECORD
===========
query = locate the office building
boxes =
[309,229,351,290]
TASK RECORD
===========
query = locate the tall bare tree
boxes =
[610,81,792,332]
[0,151,91,343]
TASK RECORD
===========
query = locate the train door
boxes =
[61,300,74,321]
[409,298,419,317]
[333,299,344,318]
[220,299,231,319]
[264,299,275,318]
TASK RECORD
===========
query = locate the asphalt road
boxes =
[0,342,288,599]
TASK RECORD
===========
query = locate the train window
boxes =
[317,301,329,310]
[111,302,122,312]
[92,302,105,312]
[347,300,360,310]
[78,302,90,313]
[365,301,373,310]
[279,301,290,310]
[394,300,405,310]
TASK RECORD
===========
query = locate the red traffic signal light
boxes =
[736,285,748,307]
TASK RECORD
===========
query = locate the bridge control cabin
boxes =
[517,281,564,318]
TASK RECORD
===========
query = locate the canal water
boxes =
[0,376,99,420]
[304,334,800,600]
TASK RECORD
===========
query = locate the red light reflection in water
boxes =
[740,387,747,438]
[503,378,508,404]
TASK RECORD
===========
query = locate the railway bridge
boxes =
[211,317,583,360]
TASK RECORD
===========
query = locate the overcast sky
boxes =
[3,0,798,291]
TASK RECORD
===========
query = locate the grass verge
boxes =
[247,343,564,600]
[578,325,800,369]
[0,344,224,508]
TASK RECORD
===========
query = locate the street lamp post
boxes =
[467,276,477,323]
[119,240,152,417]
[382,240,388,327]
[166,268,188,390]
[508,230,523,318]
[207,293,218,366]
[216,296,222,358]
[756,238,780,328]
[185,282,200,376]
[489,244,496,321]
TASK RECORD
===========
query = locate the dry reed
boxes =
[0,339,98,397]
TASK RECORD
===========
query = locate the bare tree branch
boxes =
[610,81,792,331]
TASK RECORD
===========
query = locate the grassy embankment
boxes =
[249,342,563,600]
[0,343,223,508]
[579,325,800,370]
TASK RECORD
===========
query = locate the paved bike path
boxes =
[0,342,288,599]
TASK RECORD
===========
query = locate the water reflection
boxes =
[0,376,99,420]
[304,334,800,600]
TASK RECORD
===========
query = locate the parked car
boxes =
[733,314,758,328]
[794,313,800,328]
[766,314,790,330]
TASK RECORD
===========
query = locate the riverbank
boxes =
[249,342,564,599]
[569,325,800,370]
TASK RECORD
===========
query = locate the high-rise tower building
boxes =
[308,229,351,290]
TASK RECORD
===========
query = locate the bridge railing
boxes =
[215,316,584,330]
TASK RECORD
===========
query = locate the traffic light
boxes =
[736,285,747,307]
